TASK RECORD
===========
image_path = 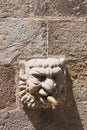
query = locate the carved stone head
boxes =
[19,56,66,109]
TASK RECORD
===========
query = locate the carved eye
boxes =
[40,75,46,81]
[52,75,57,80]
[32,74,46,81]
[32,74,39,79]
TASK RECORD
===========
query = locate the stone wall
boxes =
[0,0,87,130]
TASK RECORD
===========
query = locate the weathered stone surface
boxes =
[34,0,87,17]
[0,18,47,63]
[0,102,85,130]
[0,65,16,110]
[77,102,87,130]
[48,20,87,59]
[67,59,87,102]
[48,20,87,105]
[0,0,87,129]
[73,85,87,102]
[0,0,33,18]
[0,109,40,130]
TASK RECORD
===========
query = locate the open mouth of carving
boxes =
[31,86,59,109]
[38,95,58,109]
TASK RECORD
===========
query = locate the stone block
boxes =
[0,18,47,64]
[77,102,87,130]
[67,59,87,102]
[48,20,87,102]
[34,0,87,17]
[0,103,85,130]
[73,84,87,102]
[48,20,87,59]
[0,65,16,110]
[0,0,33,18]
[0,109,40,130]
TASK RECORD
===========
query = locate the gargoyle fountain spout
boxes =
[19,56,66,109]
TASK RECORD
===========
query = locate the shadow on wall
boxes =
[23,69,84,130]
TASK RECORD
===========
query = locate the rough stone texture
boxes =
[47,19,87,130]
[0,18,47,63]
[48,19,87,106]
[0,68,84,130]
[48,20,87,60]
[0,97,87,130]
[0,104,85,130]
[67,59,87,102]
[1,0,87,18]
[34,0,87,17]
[0,0,87,129]
[77,102,87,130]
[0,65,16,110]
[0,109,40,130]
[0,0,33,18]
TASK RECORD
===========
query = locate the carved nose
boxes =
[42,78,56,93]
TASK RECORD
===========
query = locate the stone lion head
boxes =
[19,56,66,109]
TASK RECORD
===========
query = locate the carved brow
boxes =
[52,67,62,75]
[29,68,46,76]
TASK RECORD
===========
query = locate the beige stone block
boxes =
[0,109,40,130]
[34,0,87,17]
[48,20,87,103]
[77,102,87,130]
[0,0,34,18]
[0,18,47,63]
[48,20,87,59]
[67,59,87,101]
[0,105,85,130]
[0,65,16,110]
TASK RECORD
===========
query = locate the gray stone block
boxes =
[0,0,32,18]
[0,18,47,63]
[34,0,87,17]
[48,20,87,59]
[0,65,16,110]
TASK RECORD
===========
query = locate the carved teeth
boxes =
[39,97,45,104]
[39,88,48,96]
[47,96,58,109]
